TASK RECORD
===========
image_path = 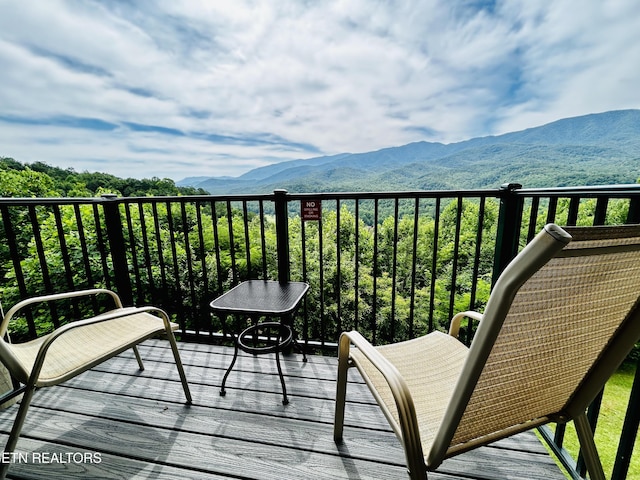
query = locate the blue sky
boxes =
[1,0,639,181]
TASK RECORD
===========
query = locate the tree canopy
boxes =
[0,157,209,198]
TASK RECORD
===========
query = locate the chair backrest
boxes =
[428,224,640,465]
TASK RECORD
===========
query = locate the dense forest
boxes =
[0,157,208,198]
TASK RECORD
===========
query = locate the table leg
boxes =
[292,337,308,363]
[275,346,289,405]
[220,339,239,397]
[284,313,307,362]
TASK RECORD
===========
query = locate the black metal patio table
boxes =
[209,280,309,405]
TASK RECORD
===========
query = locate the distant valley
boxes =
[178,109,640,194]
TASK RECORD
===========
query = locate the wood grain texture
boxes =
[0,340,564,479]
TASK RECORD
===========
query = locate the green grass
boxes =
[544,362,639,479]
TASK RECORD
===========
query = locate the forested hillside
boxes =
[180,109,640,194]
[0,157,208,198]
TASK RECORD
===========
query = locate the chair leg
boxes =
[574,413,606,480]
[0,383,37,480]
[165,329,192,404]
[334,333,350,443]
[133,345,145,370]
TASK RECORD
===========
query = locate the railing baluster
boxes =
[195,201,208,334]
[52,205,81,320]
[448,197,463,324]
[300,211,309,344]
[258,200,268,278]
[210,200,224,294]
[225,200,238,285]
[180,201,198,326]
[627,196,640,224]
[567,196,580,225]
[137,201,157,304]
[72,203,97,315]
[354,199,361,331]
[0,205,34,336]
[52,205,74,292]
[372,198,379,344]
[612,357,640,480]
[336,199,342,337]
[151,202,168,306]
[123,203,143,301]
[93,203,111,290]
[594,197,609,225]
[547,196,558,224]
[318,203,325,348]
[527,197,540,241]
[165,201,185,328]
[73,204,94,292]
[409,198,420,339]
[29,205,59,326]
[428,198,441,333]
[466,197,485,344]
[242,200,251,278]
[390,198,399,341]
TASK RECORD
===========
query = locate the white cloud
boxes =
[492,0,640,132]
[0,0,639,180]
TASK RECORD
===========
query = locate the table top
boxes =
[209,280,309,316]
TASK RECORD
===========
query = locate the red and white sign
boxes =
[301,200,321,221]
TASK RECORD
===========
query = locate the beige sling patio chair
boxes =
[334,223,640,480]
[0,288,192,478]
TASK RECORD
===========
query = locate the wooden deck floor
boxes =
[0,339,566,479]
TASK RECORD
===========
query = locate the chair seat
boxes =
[351,331,468,454]
[7,309,177,386]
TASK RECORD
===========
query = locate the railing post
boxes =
[273,189,290,283]
[492,183,524,285]
[101,194,134,305]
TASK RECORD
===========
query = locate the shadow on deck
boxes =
[0,339,565,479]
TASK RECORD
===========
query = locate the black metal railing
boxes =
[1,183,639,478]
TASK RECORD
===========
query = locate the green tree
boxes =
[0,168,58,198]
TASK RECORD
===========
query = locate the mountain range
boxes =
[178,109,640,194]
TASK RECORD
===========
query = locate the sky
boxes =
[1,1,639,181]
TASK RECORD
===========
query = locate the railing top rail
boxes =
[0,192,277,207]
[283,188,502,201]
[516,184,640,197]
[1,184,638,207]
[117,193,277,203]
[0,197,105,207]
[0,189,504,206]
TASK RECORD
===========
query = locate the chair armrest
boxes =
[339,331,425,463]
[448,311,483,338]
[1,288,123,336]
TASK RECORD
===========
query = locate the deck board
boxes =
[0,340,565,479]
